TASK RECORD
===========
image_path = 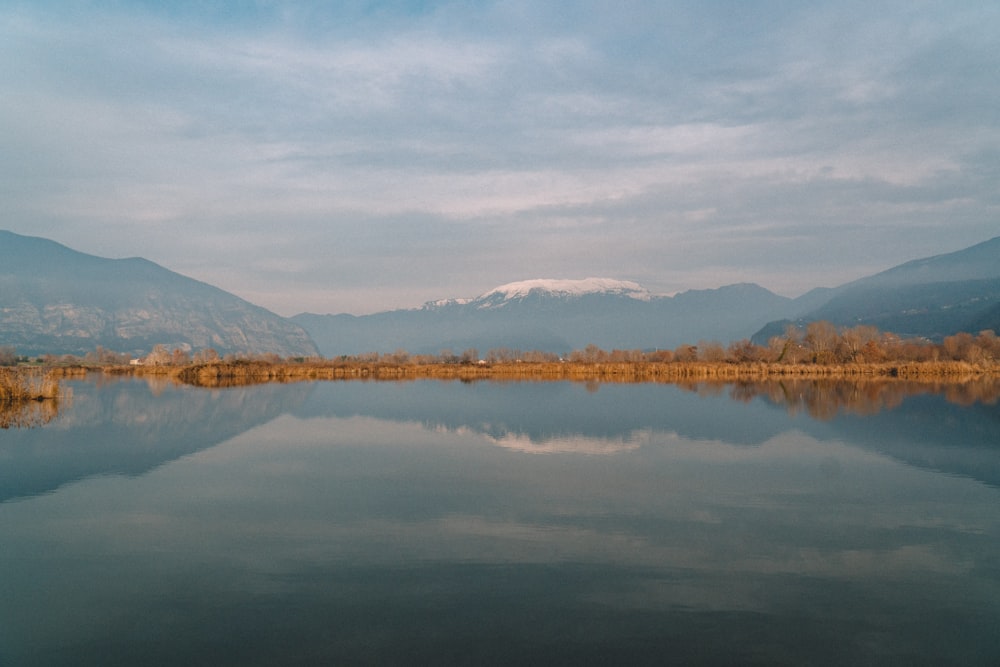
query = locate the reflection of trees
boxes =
[0,399,60,429]
[679,378,1000,420]
[942,381,1000,407]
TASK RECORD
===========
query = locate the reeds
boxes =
[133,359,1000,388]
[0,368,64,428]
[0,368,62,401]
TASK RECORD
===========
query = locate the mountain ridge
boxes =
[0,230,319,357]
[750,236,1000,343]
[4,229,998,358]
[293,279,794,356]
[294,237,1000,356]
[474,278,653,306]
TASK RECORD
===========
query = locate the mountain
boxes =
[0,230,319,357]
[752,236,1000,342]
[8,228,995,359]
[843,236,1000,287]
[294,279,793,357]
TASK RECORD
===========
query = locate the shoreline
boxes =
[67,359,1000,387]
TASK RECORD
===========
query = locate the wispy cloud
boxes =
[2,1,998,314]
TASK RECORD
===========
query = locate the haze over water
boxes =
[2,376,999,665]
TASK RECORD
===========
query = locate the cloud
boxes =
[2,1,998,315]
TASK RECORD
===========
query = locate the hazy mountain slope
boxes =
[968,302,1000,334]
[752,236,1000,341]
[807,278,1000,336]
[294,280,793,356]
[0,230,319,357]
[847,236,1000,288]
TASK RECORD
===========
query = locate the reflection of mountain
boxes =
[294,379,1000,488]
[0,377,313,503]
[725,379,1000,487]
[799,396,1000,488]
[293,381,785,447]
[5,377,999,503]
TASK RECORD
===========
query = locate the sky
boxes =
[2,1,998,316]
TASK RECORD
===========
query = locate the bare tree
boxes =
[698,340,726,362]
[804,321,839,363]
[146,344,171,366]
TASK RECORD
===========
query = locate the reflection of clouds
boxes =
[4,403,1000,664]
[23,504,969,589]
[5,378,1000,667]
[19,415,981,581]
[748,544,971,579]
[433,422,660,455]
[485,430,651,455]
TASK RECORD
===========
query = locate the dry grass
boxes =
[0,368,65,428]
[0,367,63,401]
[111,359,1000,388]
[3,360,995,426]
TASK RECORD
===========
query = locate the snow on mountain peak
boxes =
[424,297,471,309]
[477,278,650,304]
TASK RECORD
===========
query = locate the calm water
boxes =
[2,376,1000,665]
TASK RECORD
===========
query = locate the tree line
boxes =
[339,323,999,366]
[3,323,998,368]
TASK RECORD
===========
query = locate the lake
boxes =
[2,375,1000,665]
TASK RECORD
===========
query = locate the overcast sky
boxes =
[3,1,998,316]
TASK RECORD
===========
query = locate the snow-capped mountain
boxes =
[294,234,1000,357]
[293,279,793,356]
[472,278,652,308]
[419,279,650,312]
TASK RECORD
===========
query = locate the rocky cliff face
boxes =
[0,230,319,357]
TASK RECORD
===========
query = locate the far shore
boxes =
[42,358,1000,388]
[5,359,995,427]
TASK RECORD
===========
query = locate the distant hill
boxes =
[294,279,793,356]
[7,228,996,359]
[297,236,1000,357]
[752,236,1000,343]
[844,236,1000,287]
[0,230,319,357]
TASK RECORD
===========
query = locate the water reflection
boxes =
[291,379,1000,488]
[712,377,1000,419]
[482,429,650,455]
[0,397,60,428]
[5,376,1000,505]
[0,375,312,503]
[1,382,999,665]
